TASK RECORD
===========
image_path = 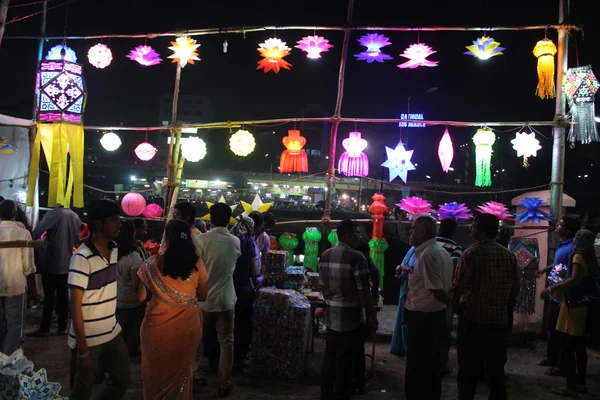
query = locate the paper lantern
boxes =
[302,227,322,272]
[369,193,388,288]
[45,44,77,63]
[327,229,339,246]
[122,193,146,216]
[369,238,388,288]
[464,36,505,60]
[168,37,200,68]
[477,201,513,221]
[241,193,273,217]
[36,59,86,123]
[181,137,206,162]
[437,202,473,221]
[87,44,113,69]
[338,131,369,177]
[472,128,496,187]
[564,66,600,145]
[397,196,434,220]
[295,35,333,59]
[135,142,157,161]
[511,131,541,168]
[257,38,292,73]
[127,45,162,66]
[438,129,453,173]
[381,142,415,183]
[100,132,122,151]
[201,195,237,224]
[229,129,256,156]
[397,43,439,69]
[355,33,393,63]
[532,38,557,99]
[279,232,298,265]
[19,368,62,400]
[142,203,163,218]
[516,197,554,224]
[279,130,308,173]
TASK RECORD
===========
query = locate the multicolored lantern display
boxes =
[338,131,369,177]
[241,193,273,217]
[302,227,322,272]
[438,129,453,173]
[564,65,600,145]
[28,58,87,208]
[279,130,308,173]
[472,128,496,187]
[369,193,388,288]
[142,203,164,218]
[295,35,333,59]
[477,201,513,221]
[279,232,299,266]
[45,44,77,63]
[397,43,438,69]
[257,38,292,73]
[511,131,541,168]
[532,38,557,99]
[121,192,146,216]
[327,229,339,246]
[437,202,473,221]
[87,44,113,69]
[516,197,554,224]
[464,36,505,60]
[134,142,157,161]
[127,45,162,66]
[168,37,200,68]
[381,142,415,183]
[354,33,393,63]
[100,132,121,151]
[229,129,256,156]
[397,196,434,220]
[181,137,207,162]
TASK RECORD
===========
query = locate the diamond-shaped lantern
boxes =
[37,60,87,123]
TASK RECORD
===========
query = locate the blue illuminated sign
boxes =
[399,113,426,128]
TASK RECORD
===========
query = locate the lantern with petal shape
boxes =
[511,131,541,168]
[127,45,162,66]
[355,33,393,63]
[181,137,207,162]
[477,201,513,221]
[397,196,434,220]
[143,203,164,218]
[122,193,146,216]
[473,128,496,187]
[464,36,505,60]
[438,129,454,173]
[338,131,369,177]
[295,35,333,59]
[135,142,157,161]
[397,43,439,69]
[168,37,200,68]
[46,44,77,62]
[564,65,600,145]
[533,38,557,99]
[279,130,308,173]
[88,44,113,69]
[100,132,122,151]
[257,38,292,73]
[229,129,256,156]
[516,197,554,224]
[438,202,473,221]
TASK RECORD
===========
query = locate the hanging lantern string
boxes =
[7,0,72,25]
[9,0,55,8]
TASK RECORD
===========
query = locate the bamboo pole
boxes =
[0,240,46,249]
[0,0,10,51]
[164,63,182,216]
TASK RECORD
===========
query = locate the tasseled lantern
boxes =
[473,128,496,187]
[369,193,388,289]
[338,131,369,177]
[302,227,322,272]
[279,130,308,173]
[564,66,600,145]
[327,229,339,246]
[278,233,298,266]
[533,38,557,99]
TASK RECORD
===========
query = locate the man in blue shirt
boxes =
[537,216,581,375]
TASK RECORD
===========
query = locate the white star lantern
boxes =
[201,195,237,225]
[511,131,541,167]
[241,194,273,217]
[381,142,416,183]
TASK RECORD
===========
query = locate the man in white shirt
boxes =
[402,216,453,400]
[0,200,35,356]
[195,203,241,398]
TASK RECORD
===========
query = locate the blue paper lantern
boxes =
[516,197,554,224]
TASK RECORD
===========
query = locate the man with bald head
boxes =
[402,216,453,400]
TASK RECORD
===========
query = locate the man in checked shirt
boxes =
[454,214,520,400]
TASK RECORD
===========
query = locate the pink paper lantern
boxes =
[142,203,163,218]
[438,129,454,173]
[121,193,146,216]
[338,131,369,177]
[135,142,157,161]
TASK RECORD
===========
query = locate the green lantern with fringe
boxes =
[302,227,322,272]
[328,229,339,246]
[279,232,299,266]
[369,238,388,288]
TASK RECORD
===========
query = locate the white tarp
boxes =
[0,124,30,202]
[0,114,34,128]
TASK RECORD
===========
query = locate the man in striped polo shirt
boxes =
[68,200,130,400]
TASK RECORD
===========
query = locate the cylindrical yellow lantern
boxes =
[532,38,557,100]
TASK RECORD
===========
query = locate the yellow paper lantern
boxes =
[181,137,206,162]
[532,38,557,99]
[229,130,256,156]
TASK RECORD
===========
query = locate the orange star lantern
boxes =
[168,37,200,68]
[257,38,292,74]
[279,130,308,173]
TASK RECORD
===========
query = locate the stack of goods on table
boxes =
[251,288,311,379]
[283,266,306,291]
[263,251,306,291]
[304,272,322,291]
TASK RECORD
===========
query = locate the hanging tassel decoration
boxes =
[302,227,322,272]
[564,66,600,146]
[472,128,496,187]
[532,38,557,99]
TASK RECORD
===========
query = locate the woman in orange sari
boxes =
[137,220,208,400]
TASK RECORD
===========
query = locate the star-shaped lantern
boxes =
[19,368,63,400]
[168,37,200,68]
[464,36,505,60]
[355,33,393,63]
[397,43,439,69]
[257,38,292,73]
[295,35,333,59]
[201,195,238,225]
[241,193,273,217]
[127,45,162,66]
[381,142,415,183]
[511,131,541,168]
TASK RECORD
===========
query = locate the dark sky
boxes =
[1,0,599,209]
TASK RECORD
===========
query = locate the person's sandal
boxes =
[218,384,233,398]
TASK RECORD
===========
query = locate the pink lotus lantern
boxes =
[397,196,435,220]
[142,203,163,219]
[338,131,369,177]
[127,45,162,66]
[477,201,514,221]
[397,43,439,69]
[438,129,454,173]
[121,193,146,216]
[295,35,333,59]
[135,142,157,161]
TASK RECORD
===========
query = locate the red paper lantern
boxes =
[279,130,308,173]
[369,193,388,239]
[142,203,163,218]
[134,142,157,161]
[121,193,146,216]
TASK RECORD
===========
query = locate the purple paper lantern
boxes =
[354,33,393,63]
[437,202,473,221]
[127,45,162,66]
[338,131,369,177]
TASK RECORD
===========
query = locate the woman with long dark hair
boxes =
[137,220,208,400]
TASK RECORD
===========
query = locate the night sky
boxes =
[0,0,599,210]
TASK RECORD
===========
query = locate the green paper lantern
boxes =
[473,127,496,187]
[369,238,389,289]
[328,229,339,246]
[302,227,322,272]
[279,232,299,265]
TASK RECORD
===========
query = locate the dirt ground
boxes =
[19,304,600,400]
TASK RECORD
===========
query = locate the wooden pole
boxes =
[0,240,46,249]
[0,0,10,52]
[32,0,47,116]
[323,0,354,221]
[164,64,182,215]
